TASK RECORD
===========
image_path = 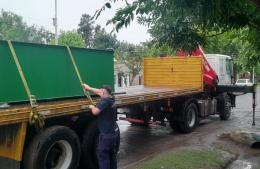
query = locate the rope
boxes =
[66,46,95,105]
[7,40,45,129]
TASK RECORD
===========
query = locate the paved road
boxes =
[117,86,260,169]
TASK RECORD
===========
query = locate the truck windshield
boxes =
[226,59,233,76]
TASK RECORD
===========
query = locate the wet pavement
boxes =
[117,86,260,169]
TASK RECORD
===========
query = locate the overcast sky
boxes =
[0,0,150,44]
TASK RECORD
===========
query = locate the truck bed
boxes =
[0,85,202,126]
[115,85,202,107]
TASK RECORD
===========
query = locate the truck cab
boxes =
[205,54,234,85]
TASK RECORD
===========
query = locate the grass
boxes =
[134,149,225,169]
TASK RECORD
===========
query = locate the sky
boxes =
[0,0,150,44]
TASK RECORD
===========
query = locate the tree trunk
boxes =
[129,74,137,86]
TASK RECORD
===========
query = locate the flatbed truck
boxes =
[0,41,256,169]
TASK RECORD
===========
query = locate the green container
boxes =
[0,40,114,103]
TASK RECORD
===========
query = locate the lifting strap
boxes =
[66,46,95,105]
[7,40,45,129]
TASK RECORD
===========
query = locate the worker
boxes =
[83,83,117,169]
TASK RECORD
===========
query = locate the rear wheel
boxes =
[179,103,199,133]
[23,126,81,169]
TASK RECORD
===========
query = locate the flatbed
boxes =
[0,85,202,126]
[115,85,202,107]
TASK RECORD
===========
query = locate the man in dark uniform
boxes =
[83,83,117,169]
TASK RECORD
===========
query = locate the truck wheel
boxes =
[179,103,198,133]
[23,126,81,169]
[219,94,231,120]
[81,120,120,169]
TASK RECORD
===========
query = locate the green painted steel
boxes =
[0,40,114,103]
[70,47,114,91]
[0,41,28,103]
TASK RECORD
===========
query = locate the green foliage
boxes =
[141,42,176,57]
[50,31,85,48]
[93,25,118,50]
[205,29,260,73]
[77,14,118,50]
[77,14,94,48]
[115,42,145,85]
[101,0,260,61]
[0,9,53,43]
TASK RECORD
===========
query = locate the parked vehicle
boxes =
[235,79,253,86]
[0,41,255,169]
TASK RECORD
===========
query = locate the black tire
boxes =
[179,102,199,133]
[81,120,120,169]
[23,126,81,169]
[219,94,231,120]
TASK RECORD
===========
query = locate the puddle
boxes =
[228,160,254,169]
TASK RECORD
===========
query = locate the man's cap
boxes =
[102,85,112,95]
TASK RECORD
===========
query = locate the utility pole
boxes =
[53,0,58,45]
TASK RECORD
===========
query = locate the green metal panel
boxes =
[0,40,114,103]
[0,41,28,103]
[71,47,114,92]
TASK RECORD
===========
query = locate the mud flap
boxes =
[0,123,27,163]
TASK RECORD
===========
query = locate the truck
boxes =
[0,40,256,169]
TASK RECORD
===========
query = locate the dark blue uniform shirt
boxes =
[96,97,116,134]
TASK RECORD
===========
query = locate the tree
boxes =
[93,25,118,50]
[141,42,175,57]
[204,28,260,72]
[50,30,85,48]
[115,42,144,85]
[0,10,53,43]
[77,14,94,48]
[98,0,260,63]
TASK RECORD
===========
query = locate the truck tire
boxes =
[219,94,231,120]
[81,120,120,169]
[23,126,81,169]
[179,102,199,133]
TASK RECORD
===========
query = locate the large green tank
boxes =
[0,40,114,103]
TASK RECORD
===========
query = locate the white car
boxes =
[235,79,253,86]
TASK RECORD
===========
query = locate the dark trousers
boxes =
[97,133,117,169]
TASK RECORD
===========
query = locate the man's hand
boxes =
[88,105,95,109]
[88,105,101,116]
[83,84,91,91]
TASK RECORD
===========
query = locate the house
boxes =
[114,63,142,88]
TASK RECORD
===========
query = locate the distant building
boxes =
[114,63,142,88]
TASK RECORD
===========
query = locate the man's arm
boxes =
[82,84,103,96]
[89,105,101,116]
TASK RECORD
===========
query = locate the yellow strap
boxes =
[66,46,95,105]
[8,41,32,103]
[8,41,44,129]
